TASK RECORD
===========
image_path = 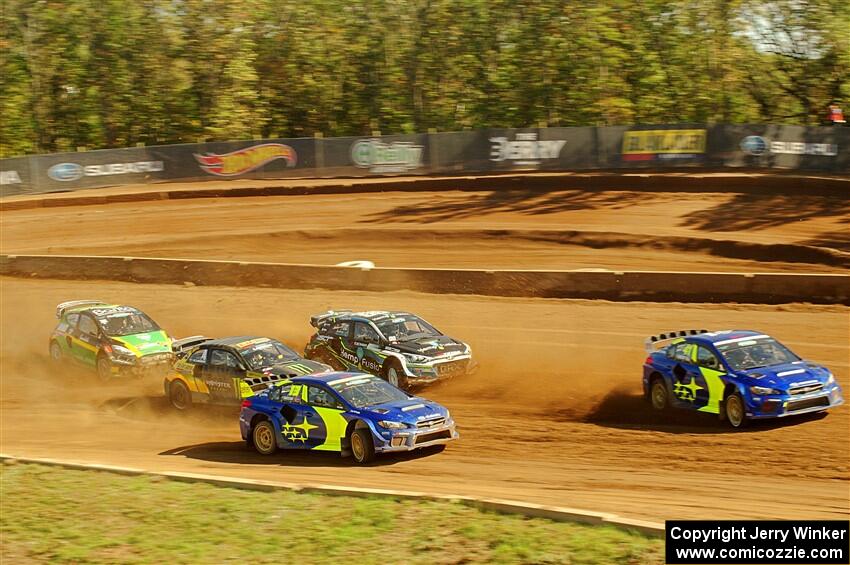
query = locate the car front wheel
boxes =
[384,361,408,390]
[96,356,113,382]
[350,428,376,464]
[724,392,747,428]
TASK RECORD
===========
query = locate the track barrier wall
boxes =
[2,124,848,197]
[2,254,847,305]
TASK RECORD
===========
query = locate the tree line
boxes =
[1,0,847,156]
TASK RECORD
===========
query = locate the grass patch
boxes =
[1,463,663,564]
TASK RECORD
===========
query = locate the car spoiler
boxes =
[309,309,352,328]
[56,300,108,319]
[172,335,212,356]
[241,374,294,397]
[644,329,708,353]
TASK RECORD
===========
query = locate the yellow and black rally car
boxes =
[165,336,332,410]
[50,300,174,381]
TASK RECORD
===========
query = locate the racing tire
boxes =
[49,341,63,364]
[723,392,747,429]
[168,380,192,411]
[649,378,668,411]
[252,420,278,456]
[350,428,376,464]
[384,361,408,390]
[96,355,113,383]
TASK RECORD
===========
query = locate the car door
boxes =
[693,345,725,414]
[201,348,244,403]
[306,384,348,451]
[74,313,102,367]
[60,313,81,361]
[274,383,326,450]
[352,322,384,375]
[667,341,705,410]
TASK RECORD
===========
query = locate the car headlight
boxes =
[444,410,451,422]
[826,373,835,386]
[403,353,430,364]
[378,420,408,430]
[750,385,781,395]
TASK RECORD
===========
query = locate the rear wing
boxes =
[56,300,108,319]
[172,335,213,357]
[644,329,708,353]
[241,374,294,397]
[309,309,352,328]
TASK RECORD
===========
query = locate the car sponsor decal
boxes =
[194,143,296,176]
[280,416,317,443]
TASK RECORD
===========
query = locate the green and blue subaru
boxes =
[49,300,174,381]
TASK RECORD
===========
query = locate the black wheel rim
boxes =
[171,384,188,409]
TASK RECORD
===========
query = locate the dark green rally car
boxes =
[49,300,174,381]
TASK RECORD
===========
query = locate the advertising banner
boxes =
[150,137,316,182]
[619,126,707,167]
[0,156,34,197]
[709,125,849,172]
[428,131,487,173]
[319,134,430,177]
[29,146,167,193]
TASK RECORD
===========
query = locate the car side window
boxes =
[188,348,208,365]
[210,349,241,369]
[696,346,720,370]
[62,313,80,332]
[670,342,694,363]
[78,315,99,337]
[307,385,343,410]
[330,321,351,338]
[353,322,380,344]
[279,383,306,404]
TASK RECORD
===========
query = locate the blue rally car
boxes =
[643,329,843,428]
[239,372,458,463]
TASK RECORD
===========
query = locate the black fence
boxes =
[2,124,848,197]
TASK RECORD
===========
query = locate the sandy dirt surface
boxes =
[1,277,848,523]
[2,189,849,272]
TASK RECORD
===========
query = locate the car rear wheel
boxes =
[650,378,668,411]
[49,341,63,364]
[724,392,747,428]
[252,420,278,455]
[168,380,191,411]
[350,428,375,464]
[384,361,408,390]
[96,356,113,382]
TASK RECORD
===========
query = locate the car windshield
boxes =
[96,310,160,336]
[718,337,800,371]
[375,314,440,341]
[239,339,299,369]
[328,375,410,408]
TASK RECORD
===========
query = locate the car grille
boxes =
[417,417,446,429]
[786,397,829,412]
[436,359,469,376]
[414,430,452,445]
[141,353,172,365]
[789,383,823,395]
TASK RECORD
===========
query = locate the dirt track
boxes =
[1,278,848,523]
[2,188,849,272]
[1,182,849,523]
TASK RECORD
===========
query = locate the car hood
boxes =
[261,358,331,377]
[363,397,449,425]
[387,335,468,357]
[112,330,171,357]
[740,361,832,391]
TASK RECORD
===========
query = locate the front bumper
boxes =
[747,385,844,419]
[374,421,459,453]
[404,356,477,385]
